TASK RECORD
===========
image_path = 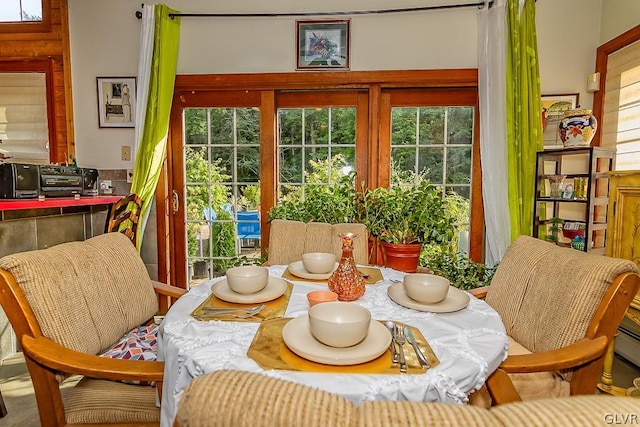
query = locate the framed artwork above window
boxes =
[296,20,350,70]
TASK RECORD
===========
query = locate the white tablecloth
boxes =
[158,266,508,427]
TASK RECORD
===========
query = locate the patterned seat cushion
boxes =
[99,322,159,386]
[100,323,158,362]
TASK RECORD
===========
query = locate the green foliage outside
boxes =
[268,157,495,290]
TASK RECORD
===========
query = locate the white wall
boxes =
[600,0,640,44]
[67,0,627,169]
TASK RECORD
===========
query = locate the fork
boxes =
[394,324,408,373]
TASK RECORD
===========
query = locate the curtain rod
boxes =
[134,1,493,20]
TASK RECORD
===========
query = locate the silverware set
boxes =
[384,320,429,372]
[192,304,266,320]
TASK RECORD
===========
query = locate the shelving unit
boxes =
[533,146,616,254]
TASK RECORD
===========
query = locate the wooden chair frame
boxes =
[473,272,640,405]
[0,268,185,427]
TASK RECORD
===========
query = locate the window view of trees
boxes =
[391,106,473,198]
[182,100,474,285]
[278,107,356,198]
[184,107,263,284]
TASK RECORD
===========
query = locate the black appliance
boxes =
[81,168,99,196]
[38,165,83,197]
[0,163,40,199]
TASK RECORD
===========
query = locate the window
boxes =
[168,71,481,287]
[0,72,50,163]
[184,106,262,285]
[0,0,49,33]
[601,39,640,170]
[278,105,357,197]
[0,0,43,22]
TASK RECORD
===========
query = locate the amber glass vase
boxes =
[328,233,366,301]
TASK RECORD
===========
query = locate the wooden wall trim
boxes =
[175,69,478,92]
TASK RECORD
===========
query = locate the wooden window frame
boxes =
[164,70,481,286]
[0,59,57,161]
[592,24,640,147]
[0,0,51,33]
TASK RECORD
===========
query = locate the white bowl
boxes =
[308,301,371,348]
[225,266,269,294]
[302,252,336,274]
[403,273,450,304]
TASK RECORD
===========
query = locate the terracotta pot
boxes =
[380,242,423,273]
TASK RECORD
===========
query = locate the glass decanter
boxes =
[328,232,366,301]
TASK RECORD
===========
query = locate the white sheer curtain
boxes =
[133,3,155,162]
[478,0,511,266]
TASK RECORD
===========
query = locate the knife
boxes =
[403,326,430,368]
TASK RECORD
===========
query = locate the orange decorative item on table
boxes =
[328,233,366,301]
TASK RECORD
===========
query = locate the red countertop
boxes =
[0,196,121,211]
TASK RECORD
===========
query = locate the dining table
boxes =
[158,265,508,427]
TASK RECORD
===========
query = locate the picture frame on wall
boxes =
[296,20,350,70]
[541,93,579,148]
[97,77,136,128]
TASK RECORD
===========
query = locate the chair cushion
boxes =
[64,377,159,424]
[486,236,638,353]
[176,369,355,427]
[468,336,570,408]
[490,395,640,427]
[268,219,369,266]
[100,323,158,362]
[505,337,569,401]
[356,400,499,427]
[0,232,159,356]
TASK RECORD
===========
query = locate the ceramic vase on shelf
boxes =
[328,233,366,301]
[559,109,598,147]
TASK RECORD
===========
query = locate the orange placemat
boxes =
[247,318,439,374]
[281,266,384,284]
[190,281,293,322]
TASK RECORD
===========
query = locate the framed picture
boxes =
[541,93,579,148]
[97,77,136,128]
[296,20,350,70]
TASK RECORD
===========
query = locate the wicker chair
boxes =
[266,219,369,266]
[173,369,640,427]
[469,236,640,405]
[0,232,185,426]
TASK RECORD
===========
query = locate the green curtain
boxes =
[130,5,181,250]
[505,0,543,240]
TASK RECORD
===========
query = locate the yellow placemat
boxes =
[282,266,384,284]
[247,318,439,374]
[190,281,293,322]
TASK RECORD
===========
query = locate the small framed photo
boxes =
[296,20,350,70]
[541,93,579,148]
[97,77,136,128]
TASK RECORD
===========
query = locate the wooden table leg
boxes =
[597,335,633,396]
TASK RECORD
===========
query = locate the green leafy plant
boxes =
[362,172,456,245]
[422,245,497,290]
[547,217,564,243]
[268,155,360,224]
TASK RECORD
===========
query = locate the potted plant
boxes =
[361,179,456,272]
